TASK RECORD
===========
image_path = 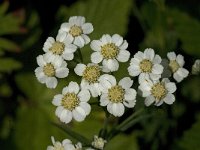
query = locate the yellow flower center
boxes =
[169,60,180,73]
[43,63,55,77]
[83,65,101,84]
[49,42,65,55]
[61,93,80,111]
[108,85,125,103]
[139,59,153,73]
[69,25,83,37]
[101,43,119,59]
[151,82,166,100]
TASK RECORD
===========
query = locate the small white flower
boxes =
[91,135,107,150]
[43,33,77,61]
[64,142,82,150]
[35,53,69,89]
[192,59,200,75]
[99,75,136,117]
[74,63,102,97]
[139,78,177,106]
[167,52,189,82]
[52,81,91,124]
[47,136,71,150]
[90,34,130,72]
[59,16,93,48]
[128,48,164,83]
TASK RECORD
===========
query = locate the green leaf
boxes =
[57,0,132,63]
[0,58,22,72]
[168,8,200,57]
[0,38,20,52]
[178,114,200,150]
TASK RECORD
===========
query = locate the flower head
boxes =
[59,16,93,48]
[167,52,189,82]
[91,135,107,150]
[192,59,200,75]
[43,33,77,61]
[99,75,136,117]
[47,136,73,150]
[128,48,163,83]
[52,81,91,123]
[90,34,130,72]
[139,78,177,106]
[35,53,69,88]
[74,63,102,97]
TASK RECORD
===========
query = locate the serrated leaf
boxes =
[0,38,20,52]
[0,58,22,72]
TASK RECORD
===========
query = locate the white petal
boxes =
[149,73,161,81]
[144,48,155,61]
[35,68,46,83]
[100,94,110,106]
[89,85,100,97]
[52,56,63,68]
[145,96,155,106]
[176,54,185,67]
[60,22,71,32]
[107,103,113,114]
[127,66,141,77]
[166,82,176,93]
[118,77,133,89]
[91,52,103,63]
[63,52,74,61]
[79,102,91,115]
[82,23,93,34]
[68,82,80,94]
[117,103,125,117]
[101,34,112,44]
[56,68,69,78]
[138,73,150,84]
[167,52,176,60]
[64,44,77,53]
[73,107,86,122]
[119,40,128,50]
[112,34,123,46]
[99,74,116,87]
[74,36,85,48]
[152,64,163,74]
[153,55,162,64]
[56,32,66,42]
[163,93,175,105]
[177,68,189,78]
[60,109,72,124]
[52,94,63,106]
[155,100,164,106]
[62,139,72,145]
[77,16,85,25]
[55,106,64,117]
[134,51,144,60]
[123,99,136,108]
[74,64,86,76]
[90,40,102,51]
[82,34,90,44]
[36,55,46,66]
[46,77,57,89]
[111,103,124,117]
[78,90,90,102]
[103,59,119,72]
[117,50,130,62]
[124,88,137,100]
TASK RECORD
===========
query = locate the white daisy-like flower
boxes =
[58,16,93,48]
[35,53,69,89]
[74,63,102,97]
[91,135,107,150]
[139,78,177,106]
[167,52,189,82]
[47,136,70,150]
[52,81,91,124]
[90,34,130,72]
[128,48,164,83]
[43,33,77,61]
[99,75,136,117]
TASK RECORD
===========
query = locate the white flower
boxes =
[43,33,77,61]
[99,75,136,117]
[47,136,71,150]
[74,63,102,97]
[167,52,189,82]
[91,135,107,150]
[35,53,69,89]
[52,81,91,124]
[192,59,200,75]
[139,78,177,106]
[90,34,130,72]
[128,48,164,83]
[64,142,82,150]
[59,16,93,48]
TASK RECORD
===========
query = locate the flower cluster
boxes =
[34,16,191,150]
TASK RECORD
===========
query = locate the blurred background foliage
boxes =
[0,0,199,149]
